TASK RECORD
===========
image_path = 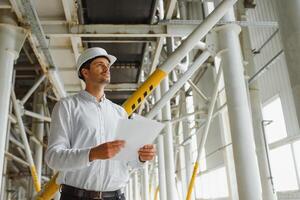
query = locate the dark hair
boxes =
[78,56,110,81]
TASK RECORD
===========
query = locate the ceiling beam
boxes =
[42,24,195,38]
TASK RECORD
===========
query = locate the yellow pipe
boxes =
[123,69,167,114]
[35,173,59,200]
[30,166,41,192]
[154,186,159,200]
[186,162,199,200]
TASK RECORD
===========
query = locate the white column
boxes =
[216,21,262,200]
[238,4,277,198]
[129,177,133,200]
[32,91,44,184]
[154,87,167,200]
[0,11,27,191]
[141,163,150,200]
[161,77,177,200]
[133,171,140,200]
[181,91,195,200]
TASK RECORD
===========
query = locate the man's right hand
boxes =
[89,140,125,161]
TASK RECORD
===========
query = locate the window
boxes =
[195,167,229,199]
[262,97,288,143]
[269,144,298,191]
[292,140,300,184]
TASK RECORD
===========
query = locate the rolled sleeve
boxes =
[45,101,92,171]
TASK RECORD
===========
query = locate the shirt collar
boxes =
[79,90,106,103]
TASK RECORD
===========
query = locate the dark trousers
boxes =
[60,192,126,200]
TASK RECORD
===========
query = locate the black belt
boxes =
[61,184,124,199]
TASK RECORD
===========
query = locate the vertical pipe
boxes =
[129,177,133,200]
[1,71,16,200]
[155,87,167,200]
[0,12,27,191]
[181,91,195,200]
[32,90,44,184]
[141,163,150,200]
[161,38,177,200]
[186,66,223,200]
[238,2,277,198]
[133,171,140,200]
[216,22,262,200]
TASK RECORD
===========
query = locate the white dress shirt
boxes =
[45,90,142,191]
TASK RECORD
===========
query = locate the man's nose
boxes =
[102,65,109,72]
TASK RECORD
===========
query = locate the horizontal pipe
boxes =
[5,152,29,167]
[24,110,51,122]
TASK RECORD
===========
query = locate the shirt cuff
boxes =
[127,156,146,170]
[81,148,93,167]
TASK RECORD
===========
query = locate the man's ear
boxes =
[81,68,89,79]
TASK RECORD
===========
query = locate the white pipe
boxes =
[0,17,27,191]
[194,41,207,50]
[11,91,41,192]
[177,96,187,199]
[159,0,237,74]
[48,69,67,98]
[133,171,139,200]
[9,136,25,149]
[5,152,29,167]
[239,6,277,199]
[146,51,211,119]
[158,0,164,20]
[217,23,262,199]
[142,163,150,200]
[180,92,195,200]
[160,77,178,200]
[20,74,46,105]
[187,80,209,102]
[24,110,51,122]
[195,66,222,163]
[33,91,44,184]
[154,87,167,200]
[129,177,133,200]
[177,54,189,72]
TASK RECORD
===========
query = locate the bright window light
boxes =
[270,144,298,191]
[262,97,288,143]
[195,167,229,199]
[207,2,215,14]
[293,141,300,185]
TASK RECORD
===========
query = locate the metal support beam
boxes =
[11,91,41,192]
[217,23,262,199]
[186,64,222,200]
[32,90,45,184]
[187,79,209,102]
[238,2,277,198]
[24,110,51,122]
[154,87,167,200]
[21,74,46,105]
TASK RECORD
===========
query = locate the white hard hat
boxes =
[76,47,117,79]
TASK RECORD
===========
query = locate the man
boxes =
[45,47,156,200]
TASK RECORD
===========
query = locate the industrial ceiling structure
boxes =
[0,0,300,199]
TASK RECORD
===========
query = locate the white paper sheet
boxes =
[112,115,165,161]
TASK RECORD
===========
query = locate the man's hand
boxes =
[89,140,125,161]
[138,144,156,162]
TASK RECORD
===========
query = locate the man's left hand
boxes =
[138,144,156,162]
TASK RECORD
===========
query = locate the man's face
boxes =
[82,57,111,84]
